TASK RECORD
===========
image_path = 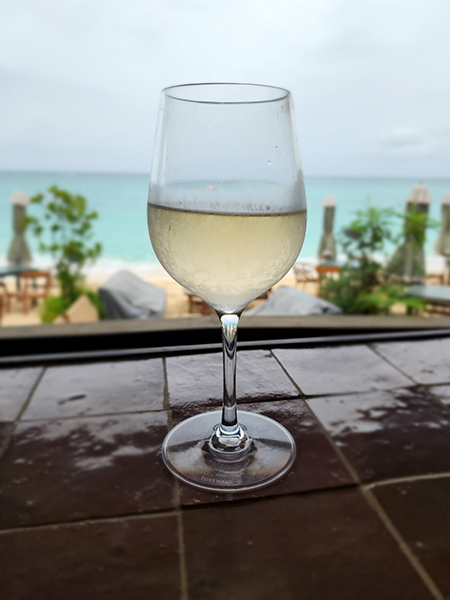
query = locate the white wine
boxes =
[148,204,307,314]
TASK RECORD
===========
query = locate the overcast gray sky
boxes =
[1,0,449,177]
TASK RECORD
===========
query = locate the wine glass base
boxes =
[162,410,296,493]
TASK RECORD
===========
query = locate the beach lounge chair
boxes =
[99,270,167,319]
[405,284,450,315]
[244,286,342,317]
[5,270,51,314]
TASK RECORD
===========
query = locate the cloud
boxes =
[373,128,437,158]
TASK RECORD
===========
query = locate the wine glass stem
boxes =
[220,314,240,434]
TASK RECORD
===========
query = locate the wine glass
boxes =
[147,83,307,493]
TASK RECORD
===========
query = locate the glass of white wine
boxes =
[147,83,307,493]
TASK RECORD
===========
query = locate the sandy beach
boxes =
[2,254,448,328]
[0,267,307,328]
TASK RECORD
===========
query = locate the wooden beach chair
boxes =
[6,270,51,314]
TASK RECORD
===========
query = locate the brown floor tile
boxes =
[308,388,450,482]
[373,338,450,385]
[428,384,450,408]
[182,488,434,600]
[0,412,174,528]
[22,359,165,419]
[172,399,354,506]
[0,514,180,600]
[273,345,411,396]
[373,476,450,599]
[0,367,43,421]
[166,350,299,411]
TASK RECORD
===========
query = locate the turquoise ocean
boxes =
[1,171,450,272]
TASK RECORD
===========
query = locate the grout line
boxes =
[0,508,178,535]
[365,470,450,490]
[0,367,47,458]
[15,367,47,422]
[163,357,189,599]
[360,487,445,600]
[176,508,189,600]
[419,385,450,415]
[368,343,419,386]
[269,349,306,398]
[162,357,171,418]
[304,401,361,485]
[270,350,361,484]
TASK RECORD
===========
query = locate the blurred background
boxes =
[1,0,450,321]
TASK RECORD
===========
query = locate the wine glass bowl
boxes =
[148,83,306,492]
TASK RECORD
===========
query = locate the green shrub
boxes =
[40,288,106,323]
[25,186,104,323]
[322,202,427,315]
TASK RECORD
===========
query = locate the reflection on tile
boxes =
[373,476,450,599]
[166,350,299,411]
[183,489,433,600]
[0,367,42,421]
[428,384,450,409]
[0,514,180,600]
[273,345,411,396]
[373,338,450,385]
[308,388,450,482]
[23,359,165,419]
[172,399,353,506]
[0,412,173,528]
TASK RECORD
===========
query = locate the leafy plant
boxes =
[322,202,426,315]
[25,185,104,320]
[40,288,105,323]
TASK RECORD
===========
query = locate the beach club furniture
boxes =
[6,190,33,266]
[405,284,450,315]
[245,285,342,316]
[99,270,167,319]
[53,294,99,324]
[293,262,319,293]
[435,193,450,258]
[386,184,432,283]
[0,264,37,291]
[318,196,337,260]
[5,270,51,314]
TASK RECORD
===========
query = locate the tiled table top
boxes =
[1,338,450,599]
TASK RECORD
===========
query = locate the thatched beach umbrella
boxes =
[435,193,450,257]
[7,191,32,265]
[386,184,432,283]
[317,196,336,260]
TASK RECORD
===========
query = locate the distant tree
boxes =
[25,185,104,321]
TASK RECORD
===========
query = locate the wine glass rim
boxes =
[163,82,290,105]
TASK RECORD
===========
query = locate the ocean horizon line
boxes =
[1,170,449,182]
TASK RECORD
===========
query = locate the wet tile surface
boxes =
[3,338,450,599]
[0,514,180,600]
[172,399,354,506]
[23,359,165,419]
[373,476,450,599]
[373,338,450,385]
[0,411,173,528]
[166,349,299,411]
[308,387,450,482]
[0,422,13,459]
[428,384,450,408]
[273,345,412,396]
[182,489,433,600]
[0,367,42,421]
